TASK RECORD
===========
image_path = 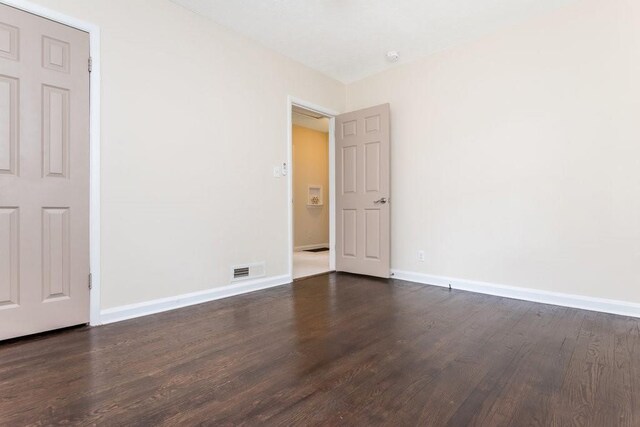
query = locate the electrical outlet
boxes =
[273,166,281,177]
[417,250,425,262]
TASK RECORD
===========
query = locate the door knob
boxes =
[374,197,388,204]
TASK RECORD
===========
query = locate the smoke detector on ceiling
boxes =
[386,51,400,63]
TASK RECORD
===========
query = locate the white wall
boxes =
[22,0,345,309]
[14,0,640,313]
[347,0,640,303]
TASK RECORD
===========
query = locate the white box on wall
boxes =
[307,185,323,207]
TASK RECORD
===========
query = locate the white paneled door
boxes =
[336,104,390,278]
[0,4,90,340]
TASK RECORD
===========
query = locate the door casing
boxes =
[1,0,102,326]
[287,97,338,279]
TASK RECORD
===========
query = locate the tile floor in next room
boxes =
[293,249,330,279]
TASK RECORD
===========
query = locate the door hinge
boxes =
[88,273,93,290]
[88,57,93,73]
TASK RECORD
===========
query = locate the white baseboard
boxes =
[294,243,329,252]
[391,270,640,318]
[99,274,291,325]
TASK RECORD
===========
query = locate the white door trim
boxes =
[1,0,102,326]
[287,96,339,278]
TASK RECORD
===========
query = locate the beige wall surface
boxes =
[292,125,329,249]
[347,0,640,303]
[17,0,640,311]
[23,0,345,309]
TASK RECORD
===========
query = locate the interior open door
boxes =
[336,104,390,278]
[0,4,90,340]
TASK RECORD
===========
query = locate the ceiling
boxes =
[171,0,578,83]
[292,112,330,133]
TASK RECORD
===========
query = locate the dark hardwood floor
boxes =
[1,273,639,426]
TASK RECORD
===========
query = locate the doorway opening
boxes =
[288,100,337,280]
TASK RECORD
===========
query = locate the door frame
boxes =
[287,96,339,279]
[1,0,102,325]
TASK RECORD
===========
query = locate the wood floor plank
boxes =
[0,273,638,426]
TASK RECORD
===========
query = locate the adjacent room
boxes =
[291,105,332,280]
[1,0,639,425]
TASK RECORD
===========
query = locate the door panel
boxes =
[0,74,18,175]
[0,4,90,340]
[364,142,380,192]
[342,209,357,257]
[364,209,380,259]
[42,207,71,301]
[342,145,357,194]
[0,207,18,307]
[42,85,70,178]
[0,22,19,61]
[336,104,390,278]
